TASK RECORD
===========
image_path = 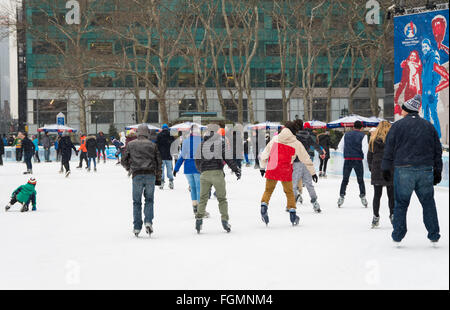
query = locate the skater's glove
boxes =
[173,170,177,177]
[382,170,391,182]
[235,169,241,180]
[260,169,266,177]
[155,179,162,186]
[433,170,442,186]
[312,174,318,183]
[75,150,79,156]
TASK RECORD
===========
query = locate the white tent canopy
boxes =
[37,124,77,133]
[170,122,206,131]
[327,115,382,128]
[125,123,161,131]
[305,120,327,129]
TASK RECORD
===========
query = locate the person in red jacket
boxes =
[76,133,88,169]
[394,50,422,118]
[259,121,316,226]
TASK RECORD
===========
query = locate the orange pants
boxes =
[261,179,296,210]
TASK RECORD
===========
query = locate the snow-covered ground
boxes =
[0,161,448,290]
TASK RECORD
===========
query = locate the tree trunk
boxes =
[158,95,169,124]
[78,92,87,134]
[326,86,332,122]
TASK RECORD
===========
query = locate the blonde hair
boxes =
[369,121,391,152]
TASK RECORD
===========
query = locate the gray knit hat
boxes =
[136,124,150,138]
[402,94,421,113]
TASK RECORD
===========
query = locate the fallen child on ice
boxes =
[5,177,37,212]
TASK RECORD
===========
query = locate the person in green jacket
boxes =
[5,177,37,212]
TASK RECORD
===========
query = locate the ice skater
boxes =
[259,121,315,226]
[194,129,241,234]
[86,135,98,172]
[59,131,78,177]
[5,177,37,212]
[77,133,88,169]
[111,137,124,164]
[156,124,175,190]
[96,131,108,163]
[337,121,369,208]
[122,125,162,237]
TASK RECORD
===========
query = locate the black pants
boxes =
[24,152,33,171]
[339,160,366,197]
[16,148,22,161]
[319,158,329,173]
[34,151,41,163]
[373,185,394,217]
[79,152,88,167]
[0,154,3,165]
[62,159,70,172]
[97,147,106,161]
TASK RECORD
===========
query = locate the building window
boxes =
[33,100,67,125]
[178,99,198,117]
[313,74,328,88]
[353,98,372,117]
[135,100,159,123]
[224,99,248,123]
[266,73,282,88]
[90,42,113,55]
[90,100,114,124]
[177,73,195,87]
[266,44,280,56]
[311,99,327,121]
[32,41,65,55]
[90,76,113,87]
[265,99,283,122]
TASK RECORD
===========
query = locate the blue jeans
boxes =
[44,148,50,161]
[392,166,440,242]
[244,153,249,164]
[88,157,96,169]
[339,160,366,197]
[186,173,201,202]
[132,174,156,230]
[161,160,174,182]
[24,152,33,170]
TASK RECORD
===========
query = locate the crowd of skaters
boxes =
[1,95,444,246]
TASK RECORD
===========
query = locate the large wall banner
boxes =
[394,8,449,144]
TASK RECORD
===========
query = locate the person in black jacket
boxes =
[298,123,324,161]
[96,131,108,163]
[317,131,331,177]
[86,135,98,172]
[59,132,78,177]
[21,132,35,175]
[367,121,394,229]
[382,95,443,246]
[194,129,241,234]
[0,136,4,166]
[156,124,175,190]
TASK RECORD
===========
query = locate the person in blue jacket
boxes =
[32,135,41,163]
[421,38,442,138]
[173,124,207,216]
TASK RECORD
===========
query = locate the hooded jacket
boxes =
[78,135,87,153]
[156,129,175,160]
[86,136,98,158]
[122,126,162,180]
[367,138,394,186]
[59,136,77,161]
[195,133,239,174]
[260,128,315,182]
[12,183,37,208]
[22,137,35,154]
[96,134,108,149]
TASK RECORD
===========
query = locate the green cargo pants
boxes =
[196,170,229,221]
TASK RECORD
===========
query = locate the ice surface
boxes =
[0,161,448,289]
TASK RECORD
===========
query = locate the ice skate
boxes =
[337,195,345,208]
[20,204,28,212]
[289,209,300,226]
[389,214,394,226]
[94,167,97,172]
[222,220,231,233]
[5,204,11,212]
[195,219,203,234]
[133,229,141,237]
[371,216,380,229]
[296,193,303,205]
[87,167,91,172]
[312,200,321,213]
[23,170,31,175]
[76,165,82,169]
[360,195,368,208]
[260,203,269,226]
[145,223,153,236]
[159,182,164,190]
[393,240,402,248]
[431,240,439,248]
[319,171,323,177]
[169,180,174,190]
[65,170,71,178]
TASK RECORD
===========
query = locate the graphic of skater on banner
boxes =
[394,8,449,144]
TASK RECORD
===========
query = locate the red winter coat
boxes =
[260,128,315,182]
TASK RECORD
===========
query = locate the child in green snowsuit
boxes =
[5,177,37,212]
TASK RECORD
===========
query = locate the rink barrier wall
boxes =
[2,147,449,188]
